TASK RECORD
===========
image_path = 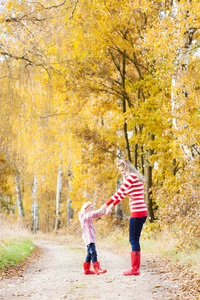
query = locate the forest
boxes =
[0,0,199,252]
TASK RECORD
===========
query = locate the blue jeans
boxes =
[86,243,97,263]
[129,217,147,252]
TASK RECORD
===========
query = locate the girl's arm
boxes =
[83,204,107,220]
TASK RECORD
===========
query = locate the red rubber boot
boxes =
[83,262,95,275]
[92,262,107,275]
[123,251,140,276]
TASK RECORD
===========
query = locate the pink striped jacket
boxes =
[79,209,105,245]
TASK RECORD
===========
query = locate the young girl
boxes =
[79,201,107,275]
[106,159,148,276]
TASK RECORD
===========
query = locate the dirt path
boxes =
[0,240,180,300]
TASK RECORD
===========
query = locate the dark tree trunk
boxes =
[122,49,131,162]
[144,133,155,222]
[134,126,138,168]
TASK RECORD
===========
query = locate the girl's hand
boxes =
[100,204,107,213]
[106,204,113,216]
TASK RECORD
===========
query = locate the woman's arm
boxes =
[106,175,137,207]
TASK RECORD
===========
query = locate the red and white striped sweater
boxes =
[106,174,148,218]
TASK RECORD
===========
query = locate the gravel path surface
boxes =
[0,240,180,300]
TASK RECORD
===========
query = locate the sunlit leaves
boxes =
[0,0,199,240]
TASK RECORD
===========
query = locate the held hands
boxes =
[99,203,113,215]
[106,204,113,216]
[100,204,107,214]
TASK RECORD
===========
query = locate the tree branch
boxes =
[26,0,67,10]
[0,51,50,74]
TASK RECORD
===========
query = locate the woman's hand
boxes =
[100,204,107,214]
[106,204,113,216]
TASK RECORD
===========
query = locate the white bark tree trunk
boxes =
[67,200,73,227]
[31,175,39,233]
[15,173,25,217]
[67,172,73,227]
[114,201,123,220]
[55,164,63,231]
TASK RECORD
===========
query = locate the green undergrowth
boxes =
[0,239,35,271]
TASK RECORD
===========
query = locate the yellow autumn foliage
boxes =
[0,0,199,246]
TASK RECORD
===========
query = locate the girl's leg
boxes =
[129,217,147,251]
[85,244,92,263]
[84,244,95,275]
[91,243,107,274]
[89,243,97,263]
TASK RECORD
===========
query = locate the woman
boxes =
[106,159,148,276]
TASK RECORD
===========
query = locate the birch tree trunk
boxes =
[31,175,39,233]
[32,201,39,234]
[15,173,25,217]
[67,171,73,227]
[67,200,73,227]
[55,164,63,232]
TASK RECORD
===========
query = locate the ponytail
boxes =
[117,159,145,183]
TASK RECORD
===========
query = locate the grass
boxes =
[0,239,35,270]
[140,229,200,273]
[0,215,35,271]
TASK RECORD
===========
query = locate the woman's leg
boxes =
[123,216,147,276]
[129,216,147,251]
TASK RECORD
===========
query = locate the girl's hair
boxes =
[117,159,145,183]
[80,201,93,214]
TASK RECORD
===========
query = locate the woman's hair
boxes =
[117,159,145,183]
